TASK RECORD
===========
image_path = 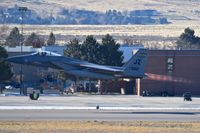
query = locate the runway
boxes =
[0,95,199,121]
[0,109,199,121]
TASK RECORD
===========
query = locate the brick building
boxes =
[138,50,200,96]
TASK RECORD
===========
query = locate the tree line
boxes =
[2,26,200,50]
[65,34,124,66]
[2,27,55,48]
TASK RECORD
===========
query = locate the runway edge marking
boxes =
[0,106,200,110]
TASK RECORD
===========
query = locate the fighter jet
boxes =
[7,49,147,80]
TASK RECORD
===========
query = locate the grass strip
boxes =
[0,121,199,133]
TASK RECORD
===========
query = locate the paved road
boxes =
[0,95,199,121]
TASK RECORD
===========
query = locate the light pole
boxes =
[18,7,27,95]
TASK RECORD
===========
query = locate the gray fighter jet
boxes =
[7,49,147,80]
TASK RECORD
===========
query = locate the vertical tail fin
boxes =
[123,49,147,78]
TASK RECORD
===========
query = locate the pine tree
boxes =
[25,32,45,48]
[81,35,101,64]
[177,27,200,49]
[64,38,82,59]
[101,34,123,66]
[5,27,22,47]
[0,46,13,93]
[47,32,56,46]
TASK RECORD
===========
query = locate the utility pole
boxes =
[18,7,27,95]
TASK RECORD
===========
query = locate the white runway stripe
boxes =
[0,106,200,110]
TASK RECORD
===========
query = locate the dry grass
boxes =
[0,121,199,133]
[3,21,200,37]
[1,20,200,49]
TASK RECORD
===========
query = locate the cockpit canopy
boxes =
[33,51,62,56]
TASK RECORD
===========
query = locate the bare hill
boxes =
[1,0,200,23]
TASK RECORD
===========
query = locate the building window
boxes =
[167,64,173,70]
[167,57,174,75]
[167,58,173,64]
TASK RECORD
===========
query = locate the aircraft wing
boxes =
[51,60,123,73]
[79,63,123,73]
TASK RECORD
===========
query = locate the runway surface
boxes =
[0,95,199,121]
[0,109,200,121]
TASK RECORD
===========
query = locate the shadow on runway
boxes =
[131,112,196,115]
[100,112,197,115]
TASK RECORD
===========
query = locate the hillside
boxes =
[1,0,200,49]
[0,0,200,23]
